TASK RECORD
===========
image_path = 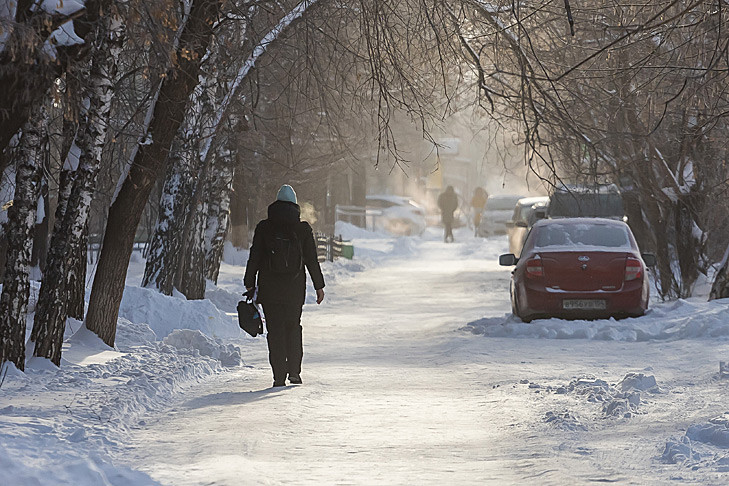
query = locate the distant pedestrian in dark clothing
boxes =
[244,184,325,387]
[438,186,459,243]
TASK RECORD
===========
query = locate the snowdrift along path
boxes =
[125,229,729,485]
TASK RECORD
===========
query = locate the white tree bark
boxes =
[32,10,124,364]
[0,107,46,371]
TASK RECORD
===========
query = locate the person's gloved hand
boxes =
[244,287,255,303]
[316,288,325,305]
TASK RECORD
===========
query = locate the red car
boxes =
[499,218,655,322]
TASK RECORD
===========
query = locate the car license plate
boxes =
[563,299,606,310]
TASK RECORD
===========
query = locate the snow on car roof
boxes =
[552,183,621,194]
[532,217,627,227]
[516,196,549,207]
[366,194,424,209]
[366,194,412,204]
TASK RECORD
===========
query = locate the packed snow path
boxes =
[125,230,729,485]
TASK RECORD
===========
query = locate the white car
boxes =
[366,195,426,236]
[477,194,524,237]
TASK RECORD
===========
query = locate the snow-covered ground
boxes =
[2,225,729,484]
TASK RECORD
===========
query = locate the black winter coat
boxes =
[244,200,325,306]
[438,190,458,223]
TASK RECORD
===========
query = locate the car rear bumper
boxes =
[517,280,647,320]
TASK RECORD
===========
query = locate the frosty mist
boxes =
[1,0,729,485]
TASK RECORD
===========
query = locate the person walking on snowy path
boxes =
[470,187,488,237]
[438,186,459,243]
[244,184,325,387]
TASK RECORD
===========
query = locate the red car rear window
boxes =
[534,223,631,249]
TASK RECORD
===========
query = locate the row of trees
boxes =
[451,0,729,299]
[0,0,463,370]
[1,0,729,371]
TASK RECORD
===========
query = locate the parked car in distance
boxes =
[499,218,656,322]
[507,196,549,257]
[477,194,524,237]
[548,184,625,220]
[365,195,427,236]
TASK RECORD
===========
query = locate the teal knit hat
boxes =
[276,184,297,204]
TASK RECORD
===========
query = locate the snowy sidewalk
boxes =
[123,231,729,484]
[4,229,729,485]
[123,232,520,484]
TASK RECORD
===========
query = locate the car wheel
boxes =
[513,291,532,323]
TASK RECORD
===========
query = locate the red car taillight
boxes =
[526,257,544,279]
[625,257,643,281]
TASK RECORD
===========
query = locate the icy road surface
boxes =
[126,229,729,485]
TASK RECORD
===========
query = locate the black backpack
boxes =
[266,223,303,276]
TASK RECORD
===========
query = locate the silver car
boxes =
[477,194,524,237]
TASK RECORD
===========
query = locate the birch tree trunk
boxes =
[204,139,236,283]
[86,0,222,346]
[32,12,124,364]
[143,49,218,295]
[0,109,47,371]
[141,147,196,294]
[709,244,729,301]
[176,199,207,299]
[0,0,106,155]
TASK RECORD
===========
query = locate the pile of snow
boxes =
[663,413,729,471]
[119,285,240,340]
[543,410,585,431]
[0,442,158,486]
[115,318,158,350]
[465,298,729,341]
[335,221,386,240]
[0,321,234,486]
[163,329,241,367]
[528,372,660,431]
[222,240,249,266]
[617,372,658,392]
[204,280,242,314]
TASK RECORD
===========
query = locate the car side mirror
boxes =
[641,253,656,267]
[515,221,528,228]
[499,254,517,266]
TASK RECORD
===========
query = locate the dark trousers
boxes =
[443,220,454,242]
[263,304,303,383]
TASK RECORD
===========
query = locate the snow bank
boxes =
[222,240,249,266]
[465,298,729,341]
[0,321,232,485]
[163,329,241,367]
[335,221,386,240]
[0,442,159,486]
[205,280,242,313]
[663,414,729,472]
[115,318,158,350]
[119,285,240,340]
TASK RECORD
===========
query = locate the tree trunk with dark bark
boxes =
[0,0,105,157]
[30,178,49,273]
[85,0,222,346]
[0,109,46,370]
[67,225,89,320]
[229,151,249,249]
